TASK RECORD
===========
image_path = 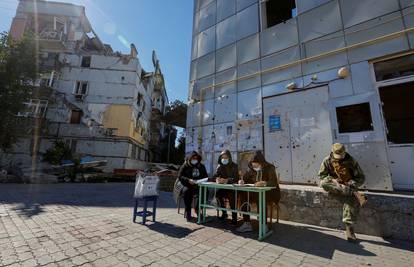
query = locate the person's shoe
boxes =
[219,211,228,220]
[345,224,357,242]
[354,191,368,207]
[231,214,238,225]
[236,222,253,233]
[185,211,192,222]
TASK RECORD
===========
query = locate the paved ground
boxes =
[0,183,413,267]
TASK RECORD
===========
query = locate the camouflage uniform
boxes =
[318,153,365,225]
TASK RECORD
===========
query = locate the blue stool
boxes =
[133,195,158,224]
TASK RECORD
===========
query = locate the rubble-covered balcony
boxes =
[27,15,69,50]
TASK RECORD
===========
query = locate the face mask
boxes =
[333,153,345,160]
[221,158,229,165]
[253,167,262,172]
[190,159,198,165]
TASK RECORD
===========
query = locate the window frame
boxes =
[81,56,91,68]
[335,102,374,134]
[260,0,297,31]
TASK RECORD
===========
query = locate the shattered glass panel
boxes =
[237,59,261,92]
[216,15,236,49]
[260,19,298,56]
[236,3,259,41]
[237,0,257,12]
[196,52,215,79]
[194,75,215,101]
[237,34,259,65]
[217,0,236,22]
[198,1,216,32]
[214,93,237,124]
[340,0,399,28]
[215,68,237,97]
[237,87,262,120]
[191,35,198,60]
[298,0,341,42]
[216,43,236,72]
[197,26,216,57]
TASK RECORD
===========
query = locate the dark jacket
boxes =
[318,152,365,187]
[243,151,279,188]
[212,150,239,184]
[178,151,208,187]
[243,151,281,203]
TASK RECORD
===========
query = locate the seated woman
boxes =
[212,150,239,225]
[236,151,281,233]
[178,151,208,222]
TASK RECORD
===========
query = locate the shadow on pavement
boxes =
[202,217,378,259]
[145,221,202,238]
[0,183,176,217]
[266,222,377,258]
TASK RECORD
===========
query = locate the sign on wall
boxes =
[269,115,282,132]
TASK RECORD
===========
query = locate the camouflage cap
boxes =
[331,143,346,154]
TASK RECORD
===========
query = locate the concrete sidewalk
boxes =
[0,183,413,267]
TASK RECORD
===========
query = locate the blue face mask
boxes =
[221,158,229,165]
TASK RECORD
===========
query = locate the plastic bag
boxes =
[173,178,184,205]
[134,174,159,198]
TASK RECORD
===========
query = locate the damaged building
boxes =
[3,0,170,175]
[187,0,414,191]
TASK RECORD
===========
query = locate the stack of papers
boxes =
[195,178,209,184]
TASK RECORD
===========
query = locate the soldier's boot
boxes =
[353,191,367,207]
[345,224,357,242]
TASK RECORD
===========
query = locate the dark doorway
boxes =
[379,82,414,144]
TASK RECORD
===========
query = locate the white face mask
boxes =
[333,153,345,160]
[221,158,229,165]
[253,167,262,172]
[190,159,198,165]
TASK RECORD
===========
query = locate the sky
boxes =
[0,0,194,102]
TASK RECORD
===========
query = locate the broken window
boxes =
[70,110,82,124]
[261,0,297,30]
[336,103,374,133]
[379,82,414,143]
[81,56,91,68]
[75,81,88,97]
[17,99,48,118]
[53,17,66,34]
[374,54,414,81]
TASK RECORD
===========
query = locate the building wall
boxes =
[5,0,167,175]
[187,0,414,190]
[56,54,152,148]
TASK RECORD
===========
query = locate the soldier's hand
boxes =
[348,180,357,187]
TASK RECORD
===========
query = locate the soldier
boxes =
[318,143,367,242]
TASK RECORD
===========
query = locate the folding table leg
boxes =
[133,199,138,223]
[142,199,148,224]
[152,198,157,222]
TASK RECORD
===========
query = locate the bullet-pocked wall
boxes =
[187,0,414,191]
